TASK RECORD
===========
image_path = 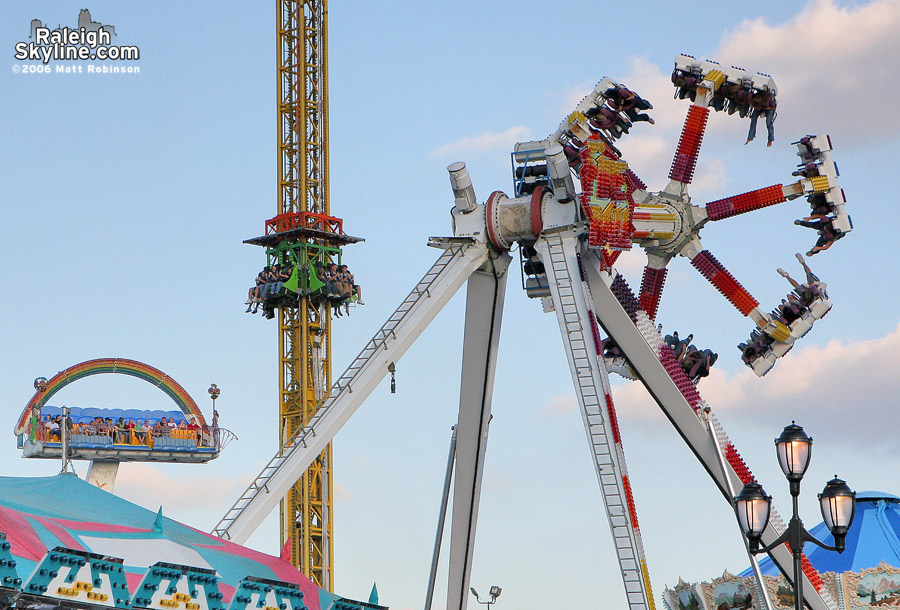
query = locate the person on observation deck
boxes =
[115,417,128,443]
[187,418,201,443]
[135,420,149,444]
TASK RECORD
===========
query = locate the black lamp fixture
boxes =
[734,482,771,553]
[819,476,856,552]
[775,421,812,494]
[470,586,501,607]
[734,423,855,610]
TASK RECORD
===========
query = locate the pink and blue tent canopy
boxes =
[0,473,342,610]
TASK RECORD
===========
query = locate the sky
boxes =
[2,1,899,610]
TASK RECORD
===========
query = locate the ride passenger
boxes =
[187,418,201,443]
[115,418,128,443]
[47,416,61,442]
[745,89,777,147]
[246,266,271,314]
[342,265,363,304]
[605,85,654,124]
[316,265,330,296]
[323,264,339,299]
[133,420,147,444]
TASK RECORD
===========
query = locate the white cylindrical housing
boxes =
[545,145,576,202]
[448,162,478,213]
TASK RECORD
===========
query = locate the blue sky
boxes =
[2,2,899,610]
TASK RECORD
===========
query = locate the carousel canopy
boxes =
[747,492,900,576]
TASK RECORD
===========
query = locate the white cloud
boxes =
[610,248,650,280]
[541,394,576,417]
[430,126,531,158]
[113,463,253,516]
[611,322,900,450]
[715,0,900,146]
[690,156,729,198]
[561,0,900,199]
[615,133,672,192]
[335,481,354,502]
[567,57,730,197]
[617,56,687,131]
[561,80,600,117]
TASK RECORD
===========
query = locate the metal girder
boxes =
[536,230,654,610]
[446,254,511,610]
[277,0,331,588]
[580,250,836,610]
[214,240,491,544]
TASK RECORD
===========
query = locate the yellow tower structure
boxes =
[276,0,332,589]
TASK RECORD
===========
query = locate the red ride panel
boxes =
[606,394,622,445]
[690,250,759,316]
[724,444,756,484]
[786,544,825,592]
[705,185,786,221]
[639,266,668,321]
[669,105,710,184]
[802,553,825,591]
[622,474,640,530]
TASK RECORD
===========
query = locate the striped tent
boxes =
[0,473,350,610]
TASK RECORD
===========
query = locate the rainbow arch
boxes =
[15,358,207,435]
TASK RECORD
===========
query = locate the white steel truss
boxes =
[216,225,835,610]
[213,239,490,543]
[537,229,654,610]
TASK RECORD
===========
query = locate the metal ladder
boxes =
[539,230,653,610]
[583,254,838,610]
[212,239,489,542]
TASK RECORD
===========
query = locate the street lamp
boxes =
[734,482,771,553]
[470,586,501,607]
[735,422,855,610]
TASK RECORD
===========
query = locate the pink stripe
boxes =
[46,517,151,533]
[186,527,320,610]
[32,516,85,551]
[0,506,46,561]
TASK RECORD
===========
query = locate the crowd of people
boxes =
[244,260,363,319]
[739,254,828,364]
[40,413,206,447]
[671,68,777,146]
[663,331,718,382]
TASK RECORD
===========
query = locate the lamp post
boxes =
[470,586,501,608]
[735,422,855,610]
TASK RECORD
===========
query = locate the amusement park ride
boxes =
[9,8,852,610]
[212,52,851,610]
[14,358,237,489]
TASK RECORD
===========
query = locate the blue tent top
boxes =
[0,473,338,609]
[744,492,900,577]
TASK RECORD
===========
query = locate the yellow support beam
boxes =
[276,0,333,590]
